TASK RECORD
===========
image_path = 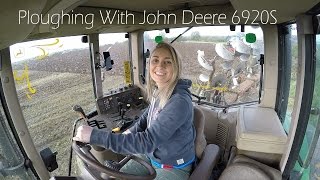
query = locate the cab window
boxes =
[10,36,95,176]
[144,26,264,106]
[98,33,130,94]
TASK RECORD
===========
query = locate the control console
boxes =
[96,85,144,115]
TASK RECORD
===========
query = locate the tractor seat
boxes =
[188,106,220,180]
[219,155,282,180]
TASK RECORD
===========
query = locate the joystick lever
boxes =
[113,103,131,122]
[116,97,123,116]
[120,104,131,118]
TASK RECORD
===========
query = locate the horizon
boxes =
[11,25,269,63]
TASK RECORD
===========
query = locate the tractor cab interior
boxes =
[1,0,320,180]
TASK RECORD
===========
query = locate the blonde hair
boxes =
[146,42,182,108]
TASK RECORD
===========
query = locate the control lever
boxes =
[72,105,104,151]
[116,97,123,116]
[72,105,88,122]
[118,102,123,116]
[112,120,133,133]
[121,104,131,118]
[138,96,146,108]
[113,103,131,122]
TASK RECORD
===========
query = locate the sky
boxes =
[10,33,127,62]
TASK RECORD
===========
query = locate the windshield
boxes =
[144,25,264,106]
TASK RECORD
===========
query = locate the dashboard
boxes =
[90,85,146,131]
[96,85,144,115]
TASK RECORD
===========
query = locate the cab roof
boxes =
[0,0,318,49]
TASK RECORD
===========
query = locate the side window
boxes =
[98,33,130,95]
[144,26,264,105]
[0,99,36,179]
[10,36,95,176]
[289,24,320,180]
[306,32,320,180]
[281,24,298,132]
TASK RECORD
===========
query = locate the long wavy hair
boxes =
[146,42,182,108]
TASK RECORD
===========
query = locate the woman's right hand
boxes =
[72,125,93,143]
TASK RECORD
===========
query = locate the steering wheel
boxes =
[72,141,156,180]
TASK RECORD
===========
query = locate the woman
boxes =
[73,42,196,179]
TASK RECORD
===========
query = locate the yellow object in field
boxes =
[124,61,132,85]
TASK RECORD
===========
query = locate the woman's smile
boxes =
[150,48,173,88]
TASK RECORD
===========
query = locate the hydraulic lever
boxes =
[112,103,133,133]
[72,105,88,122]
[72,105,106,143]
[69,105,88,176]
[113,103,131,122]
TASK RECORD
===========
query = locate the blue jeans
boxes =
[120,155,192,180]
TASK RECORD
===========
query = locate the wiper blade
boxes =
[193,99,258,109]
[170,27,193,44]
[191,93,206,103]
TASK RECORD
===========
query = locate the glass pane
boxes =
[306,34,320,180]
[144,26,264,105]
[10,36,96,176]
[99,33,130,95]
[283,24,298,132]
[0,92,36,179]
[290,33,320,180]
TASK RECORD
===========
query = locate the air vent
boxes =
[216,122,228,150]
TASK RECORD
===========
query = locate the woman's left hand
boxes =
[72,125,93,143]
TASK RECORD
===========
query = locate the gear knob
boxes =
[72,105,86,120]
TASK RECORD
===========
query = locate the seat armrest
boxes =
[189,144,220,180]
